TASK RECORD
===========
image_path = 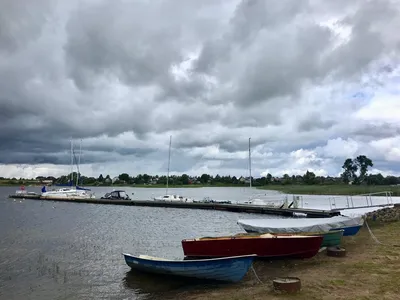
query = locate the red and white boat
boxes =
[181,233,324,259]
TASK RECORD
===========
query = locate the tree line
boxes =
[2,155,399,186]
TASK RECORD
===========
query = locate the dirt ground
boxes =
[175,220,400,300]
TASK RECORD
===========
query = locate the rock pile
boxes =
[365,204,400,223]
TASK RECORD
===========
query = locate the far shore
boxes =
[257,184,400,197]
[2,181,400,196]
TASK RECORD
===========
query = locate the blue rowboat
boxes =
[331,225,362,236]
[122,253,256,283]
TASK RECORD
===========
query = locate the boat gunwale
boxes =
[122,253,257,263]
[183,233,327,242]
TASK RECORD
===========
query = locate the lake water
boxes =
[1,186,399,299]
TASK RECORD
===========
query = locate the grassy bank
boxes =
[258,184,400,196]
[181,220,400,300]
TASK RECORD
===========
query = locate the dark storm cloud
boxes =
[0,0,52,53]
[1,0,400,168]
[172,131,269,154]
[297,113,336,132]
[351,123,400,140]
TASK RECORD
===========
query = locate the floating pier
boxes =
[8,194,340,218]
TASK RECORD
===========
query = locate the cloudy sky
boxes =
[1,0,400,179]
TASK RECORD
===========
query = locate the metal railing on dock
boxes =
[328,191,394,210]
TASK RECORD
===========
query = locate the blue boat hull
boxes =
[123,253,256,283]
[330,225,362,236]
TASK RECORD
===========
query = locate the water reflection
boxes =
[122,269,226,300]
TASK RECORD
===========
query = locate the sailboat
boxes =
[41,140,95,200]
[152,136,194,202]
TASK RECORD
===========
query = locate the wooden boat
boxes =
[234,229,344,248]
[181,233,324,259]
[122,253,256,283]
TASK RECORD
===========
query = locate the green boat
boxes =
[296,229,344,247]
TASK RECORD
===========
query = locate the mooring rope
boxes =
[364,218,400,247]
[250,265,263,284]
[364,219,384,245]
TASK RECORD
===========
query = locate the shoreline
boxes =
[2,183,400,196]
[178,210,400,300]
[257,184,400,197]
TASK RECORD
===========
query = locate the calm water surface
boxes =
[1,186,399,300]
[0,186,284,300]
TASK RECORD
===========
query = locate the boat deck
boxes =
[8,194,340,218]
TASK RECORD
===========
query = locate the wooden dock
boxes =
[8,194,340,218]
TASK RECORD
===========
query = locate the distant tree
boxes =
[303,170,316,185]
[200,174,210,184]
[232,176,238,184]
[98,174,104,182]
[181,174,189,185]
[266,173,272,184]
[341,158,358,183]
[214,174,221,184]
[383,175,399,185]
[341,156,373,184]
[282,174,291,185]
[353,155,373,184]
[142,174,150,184]
[157,175,167,185]
[118,173,130,183]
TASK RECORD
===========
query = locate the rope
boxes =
[364,218,400,247]
[250,265,263,284]
[364,219,384,245]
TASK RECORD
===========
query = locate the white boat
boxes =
[244,198,271,205]
[153,194,194,202]
[152,136,193,202]
[237,215,364,236]
[41,187,95,199]
[41,140,95,200]
[15,187,38,196]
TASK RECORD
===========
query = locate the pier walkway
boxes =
[8,194,339,218]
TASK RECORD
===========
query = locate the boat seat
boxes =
[138,255,171,261]
[259,233,276,238]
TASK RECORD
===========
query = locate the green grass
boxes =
[257,184,400,196]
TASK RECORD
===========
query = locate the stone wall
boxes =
[365,204,400,223]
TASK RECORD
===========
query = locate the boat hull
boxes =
[182,234,323,259]
[332,225,362,236]
[123,253,256,283]
[41,188,95,200]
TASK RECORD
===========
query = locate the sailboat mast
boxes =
[166,135,172,195]
[70,139,74,186]
[77,139,82,185]
[249,137,252,189]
